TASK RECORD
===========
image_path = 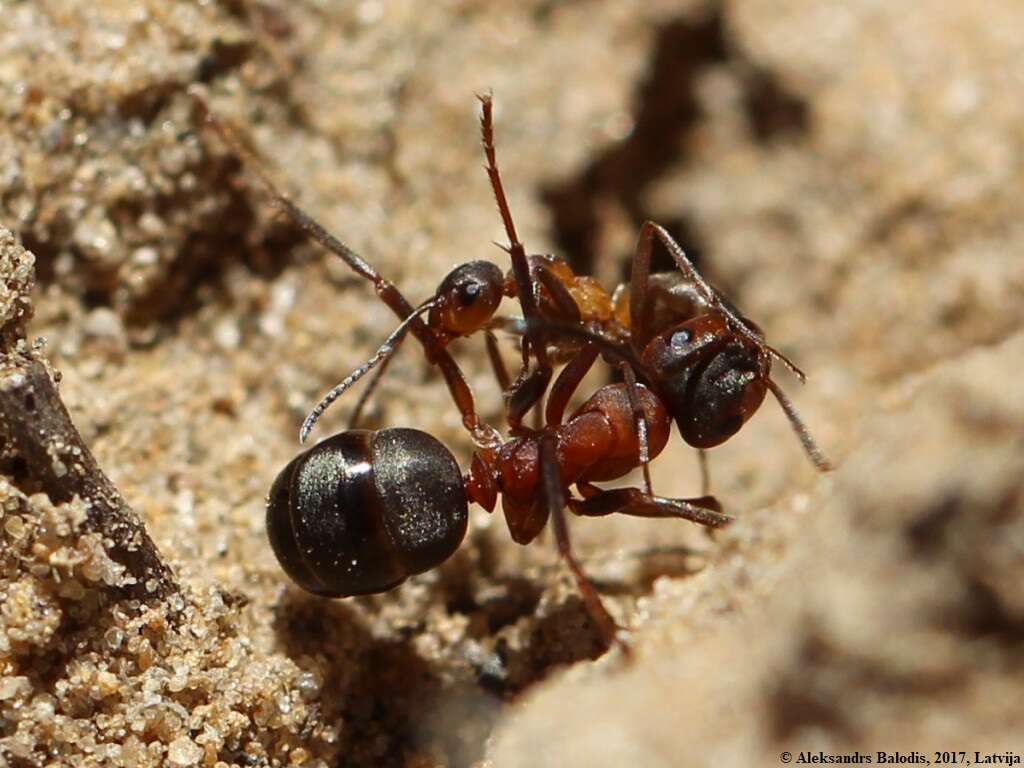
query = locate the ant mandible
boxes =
[196,89,830,652]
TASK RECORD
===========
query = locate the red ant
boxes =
[196,89,831,651]
[491,221,834,488]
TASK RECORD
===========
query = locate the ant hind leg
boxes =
[571,483,731,529]
[539,432,627,655]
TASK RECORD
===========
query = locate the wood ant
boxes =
[194,89,831,652]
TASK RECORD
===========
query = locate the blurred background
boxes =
[1,1,1023,766]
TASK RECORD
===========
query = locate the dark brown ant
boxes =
[472,94,830,503]
[197,89,830,652]
[494,227,834,481]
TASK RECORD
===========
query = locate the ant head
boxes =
[641,313,770,449]
[429,260,504,337]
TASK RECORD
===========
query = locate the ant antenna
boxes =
[192,87,500,448]
[346,333,406,429]
[477,92,554,393]
[299,300,437,444]
[477,92,520,247]
[644,222,808,383]
[190,88,382,284]
[766,378,833,472]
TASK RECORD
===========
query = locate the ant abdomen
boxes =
[266,428,468,597]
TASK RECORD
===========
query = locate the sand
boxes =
[2,1,1023,766]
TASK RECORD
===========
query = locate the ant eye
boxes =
[670,329,692,350]
[433,261,503,336]
[457,282,481,306]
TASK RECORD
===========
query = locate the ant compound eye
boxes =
[457,281,482,306]
[670,329,692,350]
[433,260,504,336]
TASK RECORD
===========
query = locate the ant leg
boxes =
[571,483,731,529]
[628,221,655,351]
[533,263,582,323]
[697,449,711,497]
[506,255,586,431]
[545,346,599,427]
[617,362,654,496]
[636,221,807,382]
[506,365,552,433]
[192,92,498,446]
[484,330,512,393]
[538,432,624,652]
[478,94,553,428]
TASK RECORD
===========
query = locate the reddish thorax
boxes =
[464,383,670,544]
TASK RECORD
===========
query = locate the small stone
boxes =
[83,307,125,339]
[4,515,26,539]
[296,671,321,700]
[103,627,125,651]
[213,318,240,350]
[72,212,117,260]
[0,677,26,700]
[167,735,203,767]
[168,672,188,693]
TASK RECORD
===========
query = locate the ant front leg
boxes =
[572,482,731,529]
[539,432,626,654]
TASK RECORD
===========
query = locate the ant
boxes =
[195,89,831,652]
[490,218,835,489]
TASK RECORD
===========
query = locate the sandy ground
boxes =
[1,1,1023,766]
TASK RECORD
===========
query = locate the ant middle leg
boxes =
[538,330,657,497]
[484,329,512,393]
[544,346,599,427]
[617,362,655,496]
